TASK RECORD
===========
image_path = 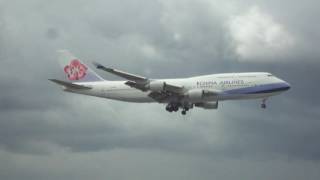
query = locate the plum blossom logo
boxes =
[64,59,88,80]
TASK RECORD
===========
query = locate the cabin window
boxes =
[238,76,256,78]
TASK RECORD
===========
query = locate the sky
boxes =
[0,0,320,179]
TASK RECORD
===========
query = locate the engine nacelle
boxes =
[148,81,166,91]
[195,102,218,109]
[185,89,205,102]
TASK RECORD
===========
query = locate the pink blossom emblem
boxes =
[64,59,88,80]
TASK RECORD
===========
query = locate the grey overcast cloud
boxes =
[1,0,320,179]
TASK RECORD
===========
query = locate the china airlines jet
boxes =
[50,50,291,115]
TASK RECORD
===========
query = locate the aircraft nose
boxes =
[283,81,291,91]
[276,77,291,91]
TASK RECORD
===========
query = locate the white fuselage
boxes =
[65,72,290,104]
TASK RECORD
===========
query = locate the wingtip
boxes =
[92,61,104,69]
[48,79,57,82]
[48,79,63,84]
[92,62,113,71]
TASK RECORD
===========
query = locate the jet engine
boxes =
[195,102,218,109]
[148,81,166,91]
[186,89,204,102]
[186,89,218,102]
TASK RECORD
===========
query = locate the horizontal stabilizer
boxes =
[49,79,92,90]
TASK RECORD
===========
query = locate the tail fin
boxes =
[58,50,105,82]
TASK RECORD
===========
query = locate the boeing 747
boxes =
[50,50,291,115]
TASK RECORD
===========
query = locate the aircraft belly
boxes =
[218,92,281,101]
[69,79,287,104]
[103,89,154,103]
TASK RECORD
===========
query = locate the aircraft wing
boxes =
[93,63,234,103]
[93,62,148,83]
[163,82,185,94]
[49,79,92,90]
[93,62,185,93]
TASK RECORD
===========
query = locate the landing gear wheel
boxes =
[166,103,180,113]
[166,105,173,112]
[173,106,179,112]
[261,99,267,109]
[181,110,186,115]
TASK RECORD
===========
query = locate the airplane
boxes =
[50,50,291,115]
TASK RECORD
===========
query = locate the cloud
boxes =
[227,6,295,61]
[158,0,236,64]
[1,0,320,179]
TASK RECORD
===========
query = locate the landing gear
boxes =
[181,110,186,115]
[261,99,267,109]
[181,103,191,115]
[165,102,192,115]
[165,105,173,112]
[181,107,189,115]
[165,103,179,112]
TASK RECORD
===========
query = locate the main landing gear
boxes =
[261,99,267,109]
[165,103,179,112]
[165,103,192,115]
[181,107,189,115]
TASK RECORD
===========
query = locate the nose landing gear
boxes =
[261,99,267,109]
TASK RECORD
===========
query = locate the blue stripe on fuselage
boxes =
[223,83,290,95]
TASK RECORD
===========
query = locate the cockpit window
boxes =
[267,74,273,77]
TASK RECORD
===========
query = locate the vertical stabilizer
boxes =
[58,50,105,82]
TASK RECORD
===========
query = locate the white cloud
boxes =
[140,43,159,59]
[227,6,295,61]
